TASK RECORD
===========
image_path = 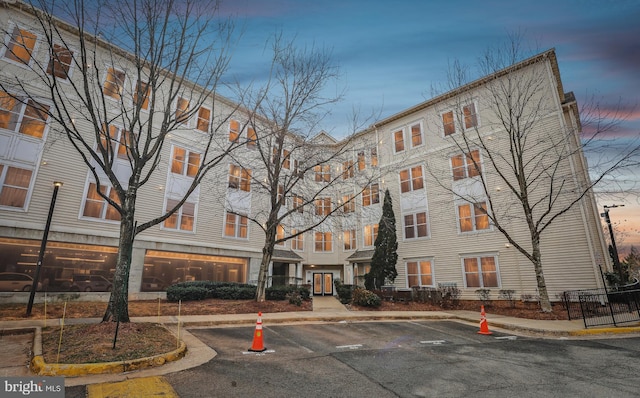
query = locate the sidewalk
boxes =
[1,296,639,387]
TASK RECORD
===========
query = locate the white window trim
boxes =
[462,101,480,131]
[399,165,424,194]
[460,253,501,288]
[102,65,126,102]
[78,179,120,224]
[0,163,36,212]
[160,198,198,234]
[46,42,77,83]
[313,231,333,253]
[456,200,491,234]
[223,211,249,240]
[409,120,424,149]
[392,128,406,154]
[449,149,483,181]
[440,109,456,137]
[343,229,356,251]
[175,95,191,128]
[363,223,378,248]
[405,258,435,288]
[402,211,430,240]
[1,22,41,69]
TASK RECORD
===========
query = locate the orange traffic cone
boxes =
[478,305,493,335]
[248,312,267,352]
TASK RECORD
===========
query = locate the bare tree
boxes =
[427,38,639,312]
[0,0,242,321]
[225,36,381,301]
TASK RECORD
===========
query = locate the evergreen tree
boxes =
[365,189,398,290]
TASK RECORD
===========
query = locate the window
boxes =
[292,229,303,251]
[364,224,378,247]
[229,120,240,142]
[399,166,424,193]
[247,127,257,148]
[463,256,499,287]
[293,194,304,213]
[342,160,354,179]
[99,124,132,160]
[343,229,356,251]
[393,129,405,152]
[134,80,150,110]
[370,147,378,168]
[82,183,120,221]
[357,151,365,171]
[458,202,489,232]
[171,146,200,177]
[315,197,331,216]
[362,183,379,206]
[463,103,478,129]
[410,123,422,148]
[451,150,481,181]
[164,199,195,231]
[277,185,284,204]
[46,44,73,79]
[228,164,251,192]
[442,110,455,136]
[175,97,189,124]
[282,150,291,169]
[314,231,332,252]
[0,165,32,208]
[404,212,428,239]
[196,106,210,131]
[407,260,433,287]
[224,213,248,238]
[0,94,50,139]
[314,164,331,182]
[276,225,285,246]
[103,67,125,100]
[3,26,36,65]
[342,194,355,213]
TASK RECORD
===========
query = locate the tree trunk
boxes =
[531,239,552,312]
[102,208,135,322]
[255,247,274,302]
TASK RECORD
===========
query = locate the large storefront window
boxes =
[0,238,117,292]
[142,250,248,291]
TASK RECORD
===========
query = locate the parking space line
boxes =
[420,340,447,345]
[336,344,363,350]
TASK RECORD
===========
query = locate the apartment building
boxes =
[0,2,609,301]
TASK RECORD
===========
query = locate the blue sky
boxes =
[217,0,640,250]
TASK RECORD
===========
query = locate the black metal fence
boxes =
[562,288,640,328]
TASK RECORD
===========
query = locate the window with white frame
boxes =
[463,102,478,129]
[103,67,125,100]
[343,160,354,179]
[343,229,356,251]
[229,120,240,142]
[363,224,378,247]
[247,126,257,148]
[171,146,200,177]
[291,229,303,251]
[292,194,304,213]
[393,129,405,152]
[442,110,455,136]
[276,224,285,246]
[342,194,355,213]
[99,124,132,160]
[282,150,291,169]
[314,231,332,252]
[175,97,190,125]
[0,164,32,209]
[371,147,378,168]
[0,92,50,139]
[314,164,331,182]
[82,182,120,221]
[224,212,248,238]
[451,150,481,180]
[164,199,195,231]
[228,164,251,192]
[134,80,150,111]
[404,212,428,239]
[47,44,73,79]
[457,201,489,232]
[2,26,36,65]
[196,106,211,132]
[463,255,499,287]
[315,197,331,216]
[407,259,433,287]
[357,151,366,171]
[410,122,423,148]
[399,166,424,193]
[362,183,379,206]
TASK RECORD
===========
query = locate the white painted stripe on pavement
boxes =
[495,336,517,340]
[420,340,447,345]
[336,344,363,350]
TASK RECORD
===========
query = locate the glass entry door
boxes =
[313,272,333,296]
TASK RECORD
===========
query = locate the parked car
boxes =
[141,277,168,291]
[68,275,112,292]
[0,272,41,292]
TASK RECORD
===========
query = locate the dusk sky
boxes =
[217,0,640,252]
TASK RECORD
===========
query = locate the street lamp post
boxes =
[600,204,625,284]
[26,181,63,317]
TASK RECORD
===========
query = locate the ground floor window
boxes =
[463,255,499,288]
[406,259,433,287]
[142,249,248,291]
[0,237,117,292]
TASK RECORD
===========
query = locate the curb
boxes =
[28,326,187,377]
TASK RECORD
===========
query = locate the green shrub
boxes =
[166,285,208,301]
[265,285,310,301]
[287,291,303,306]
[334,280,354,304]
[215,285,256,300]
[352,288,381,307]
